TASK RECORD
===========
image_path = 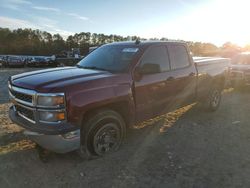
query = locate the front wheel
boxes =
[79,110,126,159]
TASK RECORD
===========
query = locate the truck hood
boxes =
[11,67,121,92]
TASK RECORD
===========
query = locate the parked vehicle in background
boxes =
[27,57,48,67]
[0,55,58,68]
[6,56,24,67]
[55,48,83,67]
[0,56,4,67]
[9,41,229,159]
[230,52,250,88]
[35,57,47,67]
[26,57,35,67]
[55,57,82,67]
[1,56,8,67]
[45,57,57,67]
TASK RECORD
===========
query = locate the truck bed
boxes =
[193,57,230,100]
[194,56,230,76]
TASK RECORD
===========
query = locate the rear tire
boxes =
[203,86,222,112]
[79,109,126,159]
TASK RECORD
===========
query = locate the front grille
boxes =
[16,105,35,121]
[10,89,32,103]
[9,84,66,124]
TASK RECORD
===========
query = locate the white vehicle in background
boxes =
[230,52,250,88]
[26,56,57,67]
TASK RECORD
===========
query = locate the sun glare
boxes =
[141,0,250,46]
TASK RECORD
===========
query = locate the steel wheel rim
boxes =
[211,90,220,108]
[93,123,121,155]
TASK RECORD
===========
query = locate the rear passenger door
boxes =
[166,44,197,109]
[134,45,172,122]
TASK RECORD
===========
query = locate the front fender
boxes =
[67,84,135,126]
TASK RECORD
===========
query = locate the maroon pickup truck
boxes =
[9,41,229,158]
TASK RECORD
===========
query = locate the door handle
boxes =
[166,76,174,81]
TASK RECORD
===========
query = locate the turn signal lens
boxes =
[56,112,65,120]
[39,111,65,122]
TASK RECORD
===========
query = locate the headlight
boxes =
[39,111,65,122]
[37,94,65,107]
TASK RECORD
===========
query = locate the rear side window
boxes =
[140,46,170,72]
[168,45,190,69]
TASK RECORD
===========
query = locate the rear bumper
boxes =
[24,129,80,153]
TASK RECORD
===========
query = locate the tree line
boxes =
[0,28,141,56]
[0,27,247,57]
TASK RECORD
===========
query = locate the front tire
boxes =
[79,110,126,158]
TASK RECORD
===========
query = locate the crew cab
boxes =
[8,41,229,158]
[230,52,250,88]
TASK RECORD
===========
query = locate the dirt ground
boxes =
[1,68,250,188]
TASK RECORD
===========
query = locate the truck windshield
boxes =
[77,45,139,72]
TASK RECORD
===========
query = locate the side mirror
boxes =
[138,63,161,74]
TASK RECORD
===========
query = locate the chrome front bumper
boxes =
[8,84,81,153]
[24,129,80,153]
[9,105,80,153]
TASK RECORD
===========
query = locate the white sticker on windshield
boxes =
[122,48,139,53]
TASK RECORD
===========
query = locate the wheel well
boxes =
[213,76,225,90]
[81,101,131,128]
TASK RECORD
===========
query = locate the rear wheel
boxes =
[206,87,222,111]
[79,110,126,159]
[210,89,221,110]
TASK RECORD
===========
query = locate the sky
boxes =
[0,0,250,47]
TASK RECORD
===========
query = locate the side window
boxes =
[168,45,190,70]
[140,46,170,72]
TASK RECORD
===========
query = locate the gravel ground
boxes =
[1,68,250,188]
